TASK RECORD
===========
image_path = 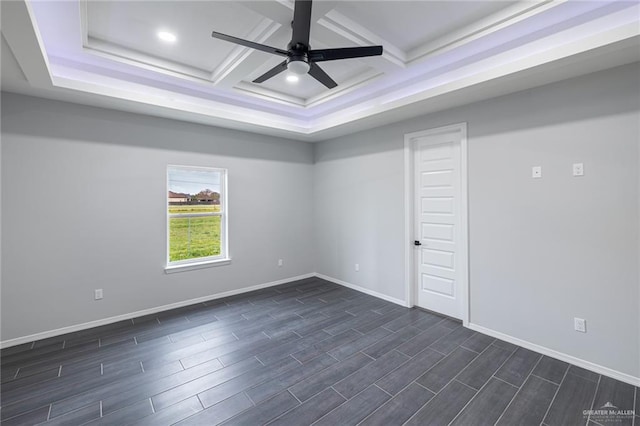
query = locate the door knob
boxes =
[414,240,422,246]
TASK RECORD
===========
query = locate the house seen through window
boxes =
[167,166,227,265]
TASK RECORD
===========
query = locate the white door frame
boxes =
[403,123,470,326]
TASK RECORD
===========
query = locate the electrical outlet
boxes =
[277,259,283,267]
[94,289,103,300]
[573,163,584,176]
[355,264,360,272]
[532,166,542,179]
[574,317,586,333]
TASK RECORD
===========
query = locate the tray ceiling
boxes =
[1,0,639,141]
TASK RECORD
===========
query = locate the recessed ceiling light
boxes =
[157,31,177,43]
[286,74,299,83]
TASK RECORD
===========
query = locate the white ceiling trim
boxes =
[234,81,307,107]
[232,67,384,109]
[2,0,639,142]
[79,0,88,46]
[305,69,383,108]
[50,64,313,134]
[1,0,51,88]
[82,40,213,85]
[317,10,406,68]
[310,21,640,134]
[211,19,282,87]
[407,0,559,63]
[47,54,310,121]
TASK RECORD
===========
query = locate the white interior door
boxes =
[412,124,467,320]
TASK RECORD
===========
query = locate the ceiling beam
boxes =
[243,0,338,29]
[407,0,562,63]
[211,18,283,89]
[1,0,52,87]
[317,10,406,70]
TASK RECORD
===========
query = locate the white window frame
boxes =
[165,165,230,273]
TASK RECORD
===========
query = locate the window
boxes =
[167,165,228,269]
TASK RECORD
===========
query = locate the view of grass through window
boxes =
[168,166,224,263]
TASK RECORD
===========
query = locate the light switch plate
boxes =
[532,166,542,179]
[573,163,584,176]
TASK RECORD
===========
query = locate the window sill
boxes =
[165,258,231,274]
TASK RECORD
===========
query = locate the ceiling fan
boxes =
[211,0,383,89]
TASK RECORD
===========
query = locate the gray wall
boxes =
[314,63,640,378]
[1,93,315,341]
[2,64,638,378]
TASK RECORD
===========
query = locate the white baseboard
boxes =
[467,322,640,387]
[4,273,637,389]
[314,273,410,307]
[0,273,315,349]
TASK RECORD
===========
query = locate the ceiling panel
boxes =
[87,1,267,72]
[336,1,512,51]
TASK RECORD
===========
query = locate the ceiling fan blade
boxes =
[253,60,288,84]
[308,46,383,62]
[291,0,312,47]
[211,31,289,57]
[308,62,337,89]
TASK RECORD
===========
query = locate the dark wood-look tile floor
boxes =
[1,277,637,425]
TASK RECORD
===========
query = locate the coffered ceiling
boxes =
[1,1,639,141]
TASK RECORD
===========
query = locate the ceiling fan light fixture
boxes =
[157,31,177,43]
[287,60,310,75]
